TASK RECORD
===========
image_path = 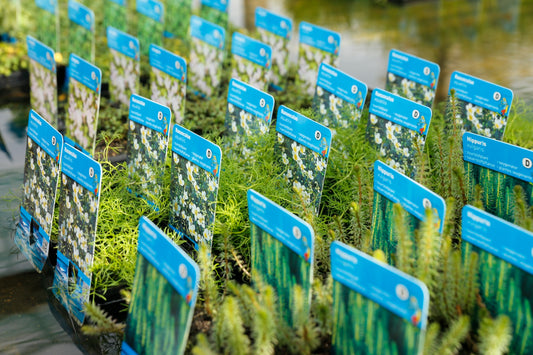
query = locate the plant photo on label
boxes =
[66,78,98,151]
[189,37,224,97]
[386,73,436,108]
[225,102,270,156]
[452,99,508,140]
[231,55,268,91]
[29,59,57,125]
[151,68,186,124]
[258,28,289,89]
[312,86,362,130]
[297,43,338,96]
[110,49,139,107]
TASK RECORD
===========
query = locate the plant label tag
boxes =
[149,44,187,124]
[331,241,429,354]
[366,88,432,177]
[297,21,341,96]
[447,71,513,140]
[275,105,332,215]
[65,53,101,156]
[107,26,140,107]
[313,62,368,130]
[163,0,192,40]
[189,16,225,98]
[248,189,314,327]
[462,205,533,354]
[136,0,164,55]
[27,36,58,127]
[126,94,171,210]
[230,32,272,91]
[53,143,102,325]
[68,0,95,62]
[385,49,440,108]
[199,0,228,30]
[35,0,59,51]
[105,0,127,33]
[169,124,222,251]
[225,78,274,155]
[255,7,293,91]
[371,160,446,265]
[15,110,62,272]
[122,217,199,355]
[463,132,532,223]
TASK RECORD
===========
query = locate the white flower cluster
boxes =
[231,54,268,91]
[189,37,224,97]
[461,103,504,138]
[29,59,57,124]
[67,78,98,151]
[316,86,352,129]
[387,73,435,107]
[298,43,339,96]
[151,67,186,124]
[258,28,289,87]
[110,49,139,107]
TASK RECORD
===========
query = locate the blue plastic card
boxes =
[385,49,440,108]
[189,16,225,98]
[136,0,164,55]
[65,53,102,156]
[447,71,513,140]
[297,21,341,96]
[255,7,292,91]
[35,0,59,51]
[68,0,95,62]
[462,205,533,354]
[27,36,58,127]
[248,189,314,327]
[105,0,127,33]
[15,110,62,272]
[463,132,532,223]
[53,143,102,324]
[371,160,446,265]
[275,105,332,214]
[149,44,187,124]
[230,32,271,91]
[107,27,140,107]
[366,88,432,177]
[331,241,429,354]
[163,0,192,40]
[199,0,228,30]
[312,63,367,130]
[122,217,200,355]
[169,124,221,251]
[126,94,171,210]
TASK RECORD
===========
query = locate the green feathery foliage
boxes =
[477,315,512,355]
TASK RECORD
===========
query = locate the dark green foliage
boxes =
[69,21,94,62]
[137,14,162,56]
[105,0,127,33]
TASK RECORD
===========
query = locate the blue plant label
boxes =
[255,7,292,39]
[366,88,432,176]
[299,21,340,55]
[15,110,62,272]
[313,62,367,130]
[190,16,225,49]
[27,36,55,71]
[231,32,272,91]
[68,0,94,32]
[136,0,164,23]
[122,217,199,355]
[448,71,513,140]
[331,241,429,330]
[128,94,170,134]
[107,27,140,60]
[69,53,101,92]
[386,49,440,108]
[372,160,446,265]
[200,0,227,12]
[36,0,56,14]
[149,44,186,82]
[53,143,102,324]
[169,125,222,250]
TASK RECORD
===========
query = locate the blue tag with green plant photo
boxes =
[255,7,292,91]
[126,94,171,210]
[149,44,187,124]
[225,78,274,155]
[163,0,191,41]
[136,0,164,56]
[463,132,532,223]
[169,124,221,251]
[122,216,199,355]
[462,205,533,355]
[231,32,272,91]
[331,241,429,354]
[385,49,440,108]
[297,21,340,96]
[107,26,140,107]
[366,88,432,177]
[105,0,127,33]
[275,105,332,215]
[35,0,59,51]
[66,53,101,156]
[189,16,225,98]
[371,160,446,265]
[53,143,102,325]
[27,35,58,127]
[248,189,314,327]
[68,0,95,62]
[447,71,513,140]
[313,62,367,130]
[15,110,62,272]
[199,0,228,30]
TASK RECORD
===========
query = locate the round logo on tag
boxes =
[396,284,409,301]
[351,85,358,94]
[493,91,501,101]
[91,72,96,80]
[281,21,287,29]
[423,198,432,209]
[129,41,134,49]
[523,157,532,169]
[214,30,220,39]
[175,61,180,70]
[46,52,51,61]
[260,48,265,57]
[85,14,91,22]
[179,264,188,278]
[155,5,160,13]
[293,226,301,240]
[89,167,94,178]
[206,148,212,159]
[315,130,322,140]
[260,98,266,108]
[158,111,163,120]
[328,35,334,44]
[423,66,430,75]
[412,109,420,119]
[52,136,56,146]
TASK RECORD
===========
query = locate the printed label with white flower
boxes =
[447,71,513,140]
[136,0,164,55]
[68,0,95,62]
[313,62,367,129]
[35,0,59,51]
[169,124,221,250]
[231,32,272,91]
[385,49,440,108]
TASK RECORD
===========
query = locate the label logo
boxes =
[52,136,56,146]
[206,148,212,159]
[396,284,409,301]
[493,92,501,101]
[351,85,358,94]
[158,111,163,120]
[423,66,430,75]
[315,130,322,140]
[293,226,301,240]
[412,109,420,119]
[179,264,188,278]
[89,167,94,178]
[523,157,532,169]
[260,98,266,108]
